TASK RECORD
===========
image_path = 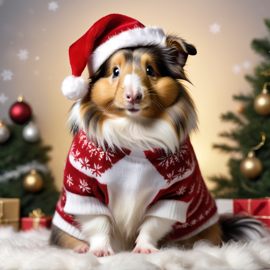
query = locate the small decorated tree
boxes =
[210,18,270,199]
[0,96,59,217]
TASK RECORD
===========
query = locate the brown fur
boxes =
[176,222,222,247]
[50,225,87,249]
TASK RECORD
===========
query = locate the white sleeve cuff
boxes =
[64,188,112,218]
[145,199,193,223]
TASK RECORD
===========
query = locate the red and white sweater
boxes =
[53,130,218,242]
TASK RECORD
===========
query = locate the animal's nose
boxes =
[125,90,142,104]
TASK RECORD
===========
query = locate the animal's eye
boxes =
[113,67,120,78]
[146,65,155,77]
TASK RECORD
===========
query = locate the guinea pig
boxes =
[50,14,267,257]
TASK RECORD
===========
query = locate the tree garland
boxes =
[0,160,49,183]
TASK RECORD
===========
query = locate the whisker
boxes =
[104,100,115,113]
[148,105,155,117]
[150,99,164,111]
[145,88,171,100]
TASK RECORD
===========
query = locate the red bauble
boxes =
[9,96,32,124]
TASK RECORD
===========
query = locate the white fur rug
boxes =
[1,226,270,270]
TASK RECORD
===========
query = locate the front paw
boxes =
[74,243,89,253]
[91,248,115,257]
[132,242,158,254]
[89,235,115,257]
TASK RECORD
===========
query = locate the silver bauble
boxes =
[22,122,40,142]
[0,120,10,143]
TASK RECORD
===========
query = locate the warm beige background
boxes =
[0,0,269,190]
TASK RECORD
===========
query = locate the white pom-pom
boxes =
[61,75,88,100]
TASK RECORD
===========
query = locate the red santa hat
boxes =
[61,13,166,100]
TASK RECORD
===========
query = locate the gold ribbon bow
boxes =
[29,209,45,229]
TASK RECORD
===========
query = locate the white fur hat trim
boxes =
[88,26,166,76]
[61,75,88,100]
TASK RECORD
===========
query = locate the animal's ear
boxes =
[166,35,197,68]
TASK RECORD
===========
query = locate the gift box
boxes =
[0,198,20,231]
[216,198,270,227]
[21,209,52,231]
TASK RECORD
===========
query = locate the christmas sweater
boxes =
[53,130,218,242]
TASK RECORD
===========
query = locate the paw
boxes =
[91,249,115,257]
[74,243,89,253]
[132,242,158,254]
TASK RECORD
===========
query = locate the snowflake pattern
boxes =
[66,174,74,187]
[72,149,81,162]
[198,214,204,221]
[0,93,8,104]
[48,1,58,11]
[91,163,102,177]
[17,49,28,60]
[209,23,221,34]
[191,219,197,226]
[156,143,193,184]
[79,179,91,193]
[157,144,188,169]
[189,183,195,195]
[166,170,175,182]
[79,157,91,170]
[72,132,117,176]
[182,223,189,228]
[176,185,186,196]
[1,70,13,81]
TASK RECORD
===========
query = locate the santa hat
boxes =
[61,13,166,100]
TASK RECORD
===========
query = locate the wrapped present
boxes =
[216,198,270,227]
[0,198,20,231]
[21,209,52,231]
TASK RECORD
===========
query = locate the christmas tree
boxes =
[210,18,270,199]
[0,96,59,217]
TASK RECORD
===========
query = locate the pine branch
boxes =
[212,143,240,153]
[219,131,241,141]
[264,18,270,34]
[233,94,253,102]
[251,38,270,60]
[220,112,245,126]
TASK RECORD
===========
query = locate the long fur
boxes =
[68,37,198,153]
[53,34,269,256]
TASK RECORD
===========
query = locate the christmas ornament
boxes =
[240,132,265,179]
[254,69,270,116]
[23,170,43,193]
[9,95,32,124]
[0,120,10,143]
[22,122,40,142]
[61,14,168,100]
[236,104,245,114]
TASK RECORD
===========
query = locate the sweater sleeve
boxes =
[61,132,112,218]
[143,138,217,229]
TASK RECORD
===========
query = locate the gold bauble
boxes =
[254,90,270,116]
[240,151,263,179]
[23,170,43,192]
